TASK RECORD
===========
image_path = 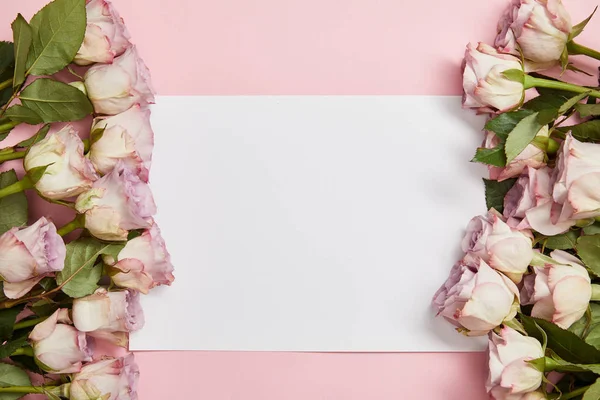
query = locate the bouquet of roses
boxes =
[433,1,600,399]
[0,0,173,398]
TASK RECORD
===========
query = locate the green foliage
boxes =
[11,14,31,89]
[483,178,516,214]
[0,363,31,400]
[577,235,600,276]
[544,230,580,250]
[0,305,24,342]
[19,78,93,123]
[26,0,86,76]
[16,124,49,148]
[0,170,27,235]
[4,105,42,125]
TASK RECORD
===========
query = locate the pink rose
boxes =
[496,0,571,67]
[89,105,154,181]
[433,255,520,336]
[24,126,98,200]
[485,127,548,182]
[29,309,92,373]
[84,46,155,115]
[72,288,144,335]
[487,326,544,400]
[462,42,525,113]
[75,163,156,241]
[0,217,66,299]
[462,210,533,282]
[68,354,139,400]
[553,133,600,221]
[107,223,175,294]
[522,250,591,329]
[74,0,131,65]
[504,166,576,235]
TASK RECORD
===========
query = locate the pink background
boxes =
[1,0,600,398]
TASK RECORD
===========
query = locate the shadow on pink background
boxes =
[1,0,599,398]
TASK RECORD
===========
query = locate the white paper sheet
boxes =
[130,96,488,352]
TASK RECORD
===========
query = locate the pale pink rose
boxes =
[504,166,576,235]
[74,0,131,65]
[84,46,155,115]
[487,326,544,399]
[72,288,144,335]
[68,354,139,400]
[485,127,549,182]
[0,217,66,299]
[29,309,92,373]
[522,250,591,329]
[461,210,533,282]
[496,0,571,66]
[89,105,154,181]
[462,42,525,113]
[553,133,600,221]
[75,163,156,241]
[107,223,174,294]
[24,126,98,200]
[433,255,520,336]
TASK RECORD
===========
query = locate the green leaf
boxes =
[545,230,580,250]
[485,109,535,140]
[523,93,569,112]
[560,120,600,142]
[26,164,52,185]
[11,14,32,89]
[522,315,600,364]
[4,105,43,125]
[26,0,87,76]
[30,299,59,318]
[0,335,28,359]
[0,170,27,235]
[19,78,93,123]
[577,235,600,276]
[585,224,600,235]
[57,238,125,298]
[472,145,506,167]
[583,378,600,400]
[0,305,25,341]
[576,102,600,117]
[0,42,15,77]
[483,178,517,214]
[0,363,32,400]
[505,112,542,163]
[16,124,49,148]
[571,7,597,40]
[558,92,591,115]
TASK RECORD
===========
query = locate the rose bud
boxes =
[107,223,175,294]
[485,127,549,182]
[433,255,520,336]
[75,163,156,241]
[24,126,98,200]
[522,250,591,329]
[67,354,139,400]
[462,210,533,283]
[84,46,155,115]
[553,133,600,221]
[504,166,576,235]
[74,0,131,65]
[487,326,544,400]
[496,0,571,67]
[0,217,66,299]
[73,288,144,336]
[89,105,154,181]
[462,42,525,113]
[29,309,92,373]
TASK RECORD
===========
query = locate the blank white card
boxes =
[130,96,488,352]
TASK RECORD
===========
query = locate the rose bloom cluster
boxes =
[434,1,600,399]
[0,1,173,399]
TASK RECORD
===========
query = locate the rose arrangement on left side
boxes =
[0,0,173,397]
[435,0,600,399]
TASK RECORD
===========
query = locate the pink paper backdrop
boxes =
[1,0,600,398]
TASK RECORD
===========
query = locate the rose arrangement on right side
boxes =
[435,1,600,399]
